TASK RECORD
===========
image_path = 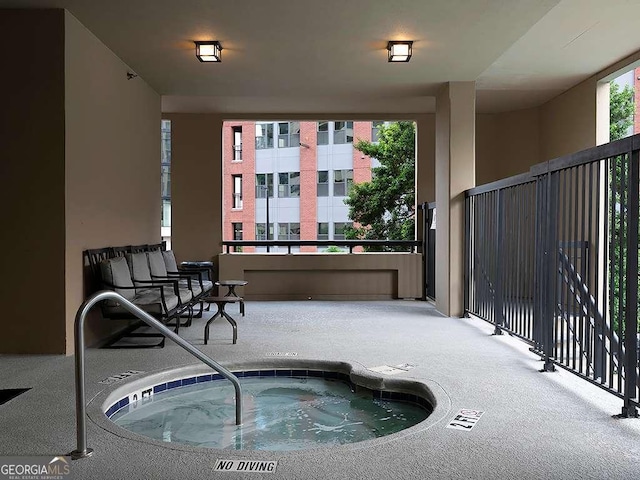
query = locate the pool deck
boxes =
[1,300,639,479]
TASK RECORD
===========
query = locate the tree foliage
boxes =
[609,81,634,141]
[343,121,415,250]
[608,80,638,333]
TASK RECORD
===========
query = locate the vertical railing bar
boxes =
[594,159,605,384]
[471,198,476,314]
[585,162,594,378]
[496,189,504,333]
[617,156,629,392]
[511,188,517,332]
[476,195,482,317]
[464,196,471,314]
[565,167,578,370]
[560,169,568,364]
[482,193,487,320]
[514,187,520,334]
[494,191,501,328]
[526,182,533,340]
[609,156,616,390]
[517,185,524,337]
[574,166,581,372]
[579,164,587,375]
[483,193,488,320]
[545,171,558,371]
[622,148,639,417]
[533,177,544,351]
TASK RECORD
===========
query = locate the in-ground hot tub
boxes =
[95,360,443,452]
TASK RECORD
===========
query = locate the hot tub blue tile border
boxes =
[106,368,432,419]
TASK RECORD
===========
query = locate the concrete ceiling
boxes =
[2,0,640,114]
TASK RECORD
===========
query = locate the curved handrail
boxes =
[70,290,243,460]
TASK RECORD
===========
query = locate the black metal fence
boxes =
[419,202,436,300]
[466,135,640,417]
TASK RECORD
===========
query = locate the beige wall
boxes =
[476,108,540,185]
[64,12,161,351]
[0,10,66,354]
[539,78,597,161]
[0,9,161,354]
[474,78,599,187]
[164,113,224,264]
[219,253,422,300]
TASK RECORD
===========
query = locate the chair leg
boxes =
[186,306,194,327]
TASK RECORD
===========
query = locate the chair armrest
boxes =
[151,273,193,289]
[131,278,180,297]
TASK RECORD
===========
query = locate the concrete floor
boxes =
[1,300,639,479]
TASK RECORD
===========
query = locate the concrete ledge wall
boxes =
[218,253,422,300]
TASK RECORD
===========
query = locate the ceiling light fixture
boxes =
[195,41,222,62]
[387,41,413,62]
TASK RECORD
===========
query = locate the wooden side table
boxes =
[203,296,241,345]
[215,280,248,316]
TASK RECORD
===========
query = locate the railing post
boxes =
[622,148,639,417]
[541,171,558,372]
[464,197,470,315]
[421,203,428,301]
[494,190,504,334]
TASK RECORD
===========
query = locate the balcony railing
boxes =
[465,134,640,417]
[233,144,242,161]
[221,239,420,254]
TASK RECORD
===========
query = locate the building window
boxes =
[318,223,329,240]
[278,222,301,240]
[232,126,242,160]
[278,121,300,148]
[278,172,300,198]
[232,222,243,240]
[334,222,352,241]
[333,169,353,196]
[232,175,243,209]
[371,121,384,142]
[161,119,171,229]
[317,121,329,145]
[334,121,353,144]
[256,223,274,241]
[317,170,329,196]
[255,122,274,149]
[256,173,274,197]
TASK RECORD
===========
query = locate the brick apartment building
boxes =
[222,121,383,252]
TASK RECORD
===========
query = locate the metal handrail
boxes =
[70,290,243,460]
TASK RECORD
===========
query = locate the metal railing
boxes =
[419,202,436,300]
[70,290,243,460]
[221,239,421,254]
[465,135,640,417]
[233,144,242,161]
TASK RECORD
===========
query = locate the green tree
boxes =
[344,121,415,251]
[608,80,638,333]
[609,81,634,141]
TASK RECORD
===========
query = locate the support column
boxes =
[435,82,476,317]
[168,113,224,263]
